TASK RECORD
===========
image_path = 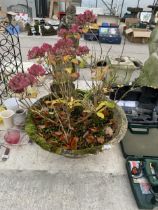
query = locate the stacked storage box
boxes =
[84,29,99,41]
[99,23,122,44]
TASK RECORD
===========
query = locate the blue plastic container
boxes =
[84,29,99,41]
[6,25,20,35]
[102,22,110,27]
[99,27,122,44]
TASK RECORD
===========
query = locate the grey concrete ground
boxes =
[0,142,140,210]
[0,35,155,210]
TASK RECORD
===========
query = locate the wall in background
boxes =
[0,0,36,17]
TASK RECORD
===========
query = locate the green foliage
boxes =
[25,111,52,151]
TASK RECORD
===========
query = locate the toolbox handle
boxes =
[129,124,149,134]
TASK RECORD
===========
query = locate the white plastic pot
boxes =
[3,98,19,111]
[0,110,15,129]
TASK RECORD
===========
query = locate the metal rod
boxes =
[120,0,125,17]
[116,0,120,15]
[35,0,39,17]
[101,0,115,15]
[137,0,140,8]
[111,0,114,14]
[25,0,29,16]
[96,0,98,8]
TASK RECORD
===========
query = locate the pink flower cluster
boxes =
[57,24,82,38]
[28,47,45,59]
[41,43,52,54]
[28,43,52,59]
[9,73,36,93]
[69,24,82,34]
[76,10,96,26]
[51,38,75,56]
[28,64,46,77]
[57,29,69,38]
[27,40,89,62]
[51,39,89,58]
[76,46,90,56]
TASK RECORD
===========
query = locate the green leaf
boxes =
[97,112,105,119]
[65,67,73,74]
[96,101,115,111]
[79,60,86,68]
[104,101,115,109]
[71,58,79,65]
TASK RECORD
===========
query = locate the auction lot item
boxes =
[99,27,122,44]
[112,86,158,209]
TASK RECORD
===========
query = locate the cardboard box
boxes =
[125,28,151,43]
[97,15,120,26]
[0,9,7,18]
[125,18,140,28]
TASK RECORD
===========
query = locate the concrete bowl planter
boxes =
[25,94,127,158]
[107,56,143,84]
[97,56,143,85]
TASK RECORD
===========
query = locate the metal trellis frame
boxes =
[0,24,24,104]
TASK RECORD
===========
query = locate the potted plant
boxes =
[8,10,128,157]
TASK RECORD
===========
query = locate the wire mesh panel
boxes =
[0,24,24,105]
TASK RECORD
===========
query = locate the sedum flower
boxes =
[51,38,76,57]
[8,73,36,93]
[83,10,97,23]
[28,64,46,77]
[28,47,45,59]
[41,43,52,54]
[69,24,82,34]
[58,25,81,38]
[76,10,96,26]
[57,29,69,38]
[76,46,90,56]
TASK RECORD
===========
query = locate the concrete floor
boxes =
[0,35,156,210]
[0,142,139,210]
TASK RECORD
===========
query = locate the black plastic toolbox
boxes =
[122,129,158,209]
[111,86,158,209]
